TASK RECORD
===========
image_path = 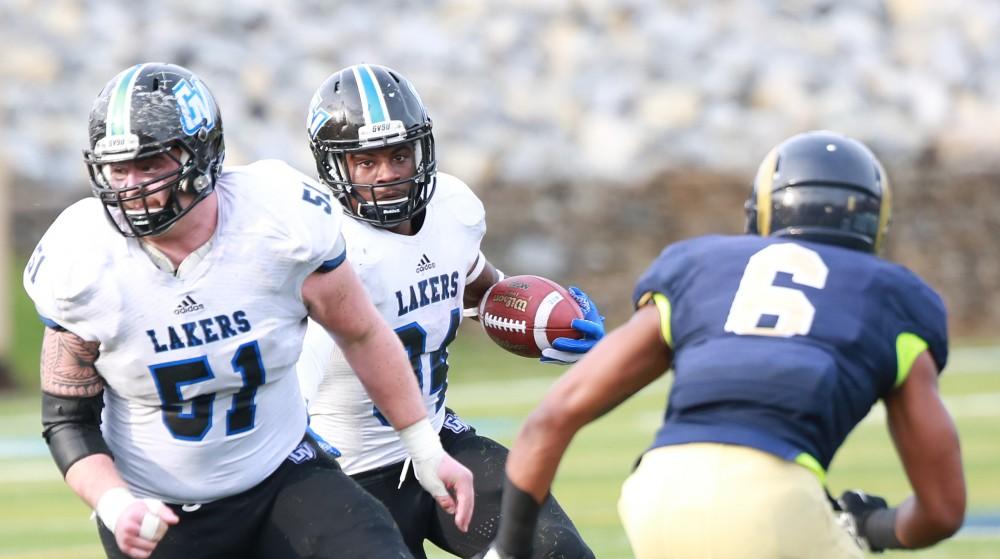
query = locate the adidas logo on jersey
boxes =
[174,295,205,315]
[415,253,436,273]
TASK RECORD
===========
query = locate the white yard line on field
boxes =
[860,391,1000,424]
[946,345,1000,374]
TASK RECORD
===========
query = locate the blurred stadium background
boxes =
[1,0,998,557]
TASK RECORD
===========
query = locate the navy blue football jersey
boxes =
[632,234,948,475]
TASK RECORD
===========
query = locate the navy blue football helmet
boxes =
[745,130,891,253]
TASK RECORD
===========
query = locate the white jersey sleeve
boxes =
[23,198,118,341]
[234,160,348,276]
[434,172,486,238]
[302,172,487,474]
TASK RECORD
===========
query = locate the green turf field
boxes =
[4,258,999,557]
[1,323,997,558]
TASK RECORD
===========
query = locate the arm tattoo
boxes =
[40,327,104,397]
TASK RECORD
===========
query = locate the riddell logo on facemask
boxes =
[415,254,436,273]
[175,295,205,315]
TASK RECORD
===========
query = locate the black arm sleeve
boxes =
[41,391,112,476]
[494,475,544,557]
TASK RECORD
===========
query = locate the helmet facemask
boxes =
[86,142,213,237]
[318,135,436,227]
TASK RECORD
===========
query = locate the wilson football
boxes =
[478,275,583,358]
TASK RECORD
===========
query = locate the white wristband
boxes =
[96,487,138,534]
[398,418,447,497]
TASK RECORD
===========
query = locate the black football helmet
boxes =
[83,63,225,237]
[745,130,891,253]
[307,64,436,227]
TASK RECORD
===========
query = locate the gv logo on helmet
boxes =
[307,96,331,139]
[173,78,216,135]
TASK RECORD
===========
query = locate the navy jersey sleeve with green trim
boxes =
[880,266,948,373]
[632,234,949,471]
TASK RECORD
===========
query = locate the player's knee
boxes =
[534,524,595,559]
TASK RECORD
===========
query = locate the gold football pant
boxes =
[618,443,863,559]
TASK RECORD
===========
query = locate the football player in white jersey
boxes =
[298,64,601,558]
[24,62,474,559]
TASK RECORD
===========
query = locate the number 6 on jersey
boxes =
[724,243,829,337]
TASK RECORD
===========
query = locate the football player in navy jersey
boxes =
[298,64,599,558]
[25,62,474,559]
[478,130,966,558]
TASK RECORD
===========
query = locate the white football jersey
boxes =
[24,160,347,503]
[298,172,486,474]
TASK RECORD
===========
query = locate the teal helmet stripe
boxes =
[106,64,146,137]
[353,64,389,125]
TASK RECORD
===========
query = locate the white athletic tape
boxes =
[96,487,137,534]
[139,511,164,541]
[399,418,447,498]
[462,306,479,318]
[139,498,168,541]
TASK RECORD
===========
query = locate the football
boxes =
[478,275,584,358]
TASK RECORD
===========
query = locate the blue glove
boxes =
[540,286,605,365]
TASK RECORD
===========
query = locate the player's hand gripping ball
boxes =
[478,275,586,358]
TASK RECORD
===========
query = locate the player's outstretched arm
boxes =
[490,304,672,556]
[302,262,474,531]
[884,350,966,548]
[40,327,177,558]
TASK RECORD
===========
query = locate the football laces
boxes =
[481,312,527,333]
